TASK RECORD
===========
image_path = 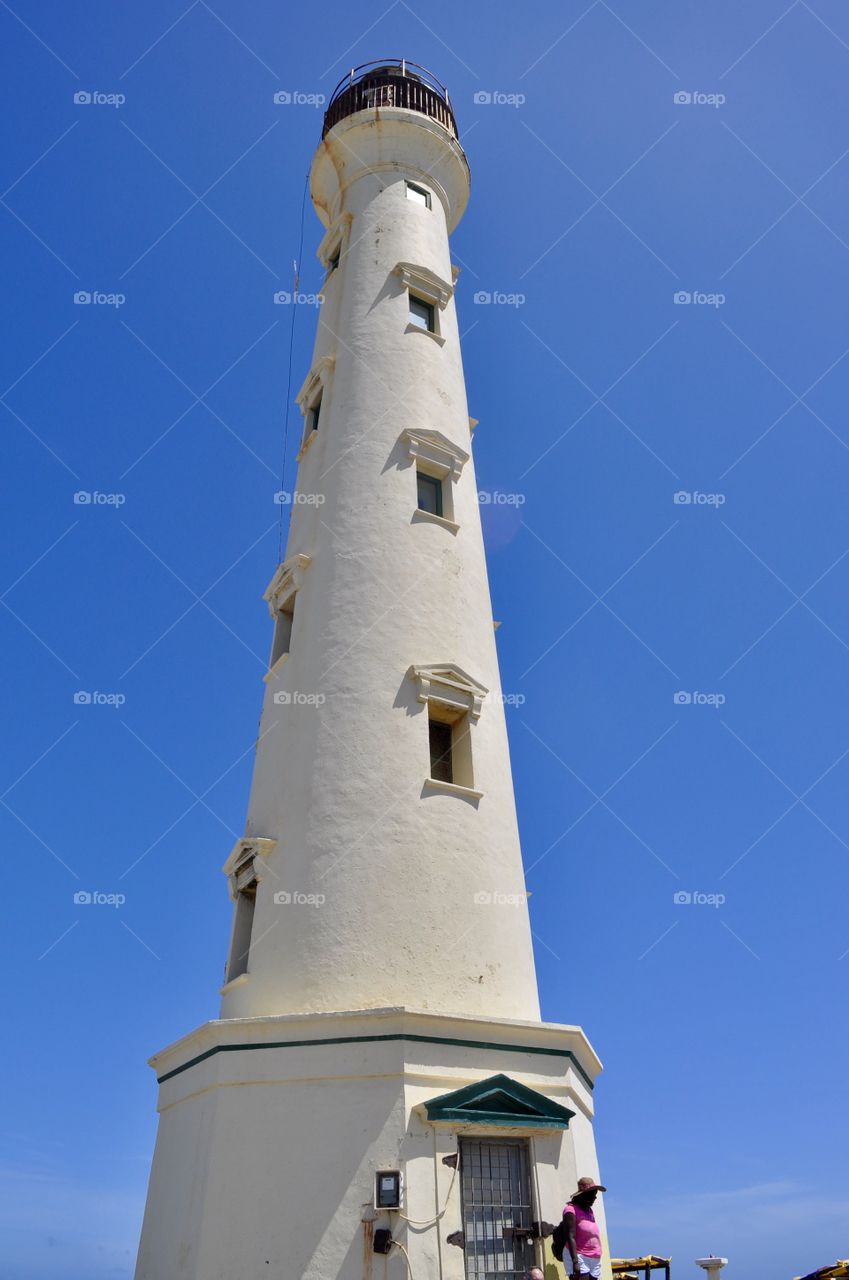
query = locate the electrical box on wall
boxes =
[373,1229,393,1255]
[374,1169,403,1210]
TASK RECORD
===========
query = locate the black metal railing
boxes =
[322,60,457,138]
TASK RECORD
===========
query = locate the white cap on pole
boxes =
[696,1257,729,1280]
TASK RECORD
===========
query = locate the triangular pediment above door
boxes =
[423,1073,575,1129]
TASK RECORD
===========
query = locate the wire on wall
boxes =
[397,1153,459,1227]
[391,1239,415,1277]
[276,169,310,565]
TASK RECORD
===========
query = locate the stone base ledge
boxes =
[149,1005,602,1115]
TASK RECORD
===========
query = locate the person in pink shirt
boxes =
[562,1176,607,1279]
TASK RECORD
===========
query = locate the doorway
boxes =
[459,1137,535,1278]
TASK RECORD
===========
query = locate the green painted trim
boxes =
[156,1031,595,1090]
[428,1109,570,1128]
[424,1073,576,1129]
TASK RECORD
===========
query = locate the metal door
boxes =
[459,1137,535,1278]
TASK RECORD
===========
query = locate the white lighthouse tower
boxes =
[134,61,607,1280]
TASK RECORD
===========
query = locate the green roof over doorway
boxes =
[424,1073,576,1128]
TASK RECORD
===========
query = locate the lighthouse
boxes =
[134,61,607,1280]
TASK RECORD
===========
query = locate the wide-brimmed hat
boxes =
[570,1176,607,1200]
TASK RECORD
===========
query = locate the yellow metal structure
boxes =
[611,1256,672,1280]
[796,1263,849,1280]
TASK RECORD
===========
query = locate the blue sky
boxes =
[1,2,847,1277]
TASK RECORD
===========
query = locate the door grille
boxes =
[459,1138,535,1279]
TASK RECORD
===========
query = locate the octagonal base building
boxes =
[134,60,608,1280]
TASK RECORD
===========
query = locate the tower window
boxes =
[307,393,321,434]
[226,870,257,983]
[417,471,443,518]
[402,429,468,529]
[409,294,436,333]
[270,596,295,667]
[296,357,334,459]
[406,181,431,208]
[429,717,454,784]
[428,710,474,789]
[409,665,486,797]
[263,556,311,681]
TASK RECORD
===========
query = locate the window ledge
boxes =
[413,508,459,535]
[405,323,446,346]
[423,778,484,801]
[263,652,290,683]
[296,427,318,461]
[220,972,250,996]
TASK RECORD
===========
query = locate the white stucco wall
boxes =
[221,108,540,1024]
[135,102,608,1280]
[134,1008,607,1280]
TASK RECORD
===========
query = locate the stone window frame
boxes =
[262,553,311,680]
[400,427,469,534]
[221,836,277,992]
[395,261,453,345]
[296,355,335,459]
[406,179,432,209]
[317,211,353,276]
[408,663,488,800]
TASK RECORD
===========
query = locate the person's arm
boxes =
[563,1211,580,1277]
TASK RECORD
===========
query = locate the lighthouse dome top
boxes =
[322,59,458,139]
[312,58,469,231]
